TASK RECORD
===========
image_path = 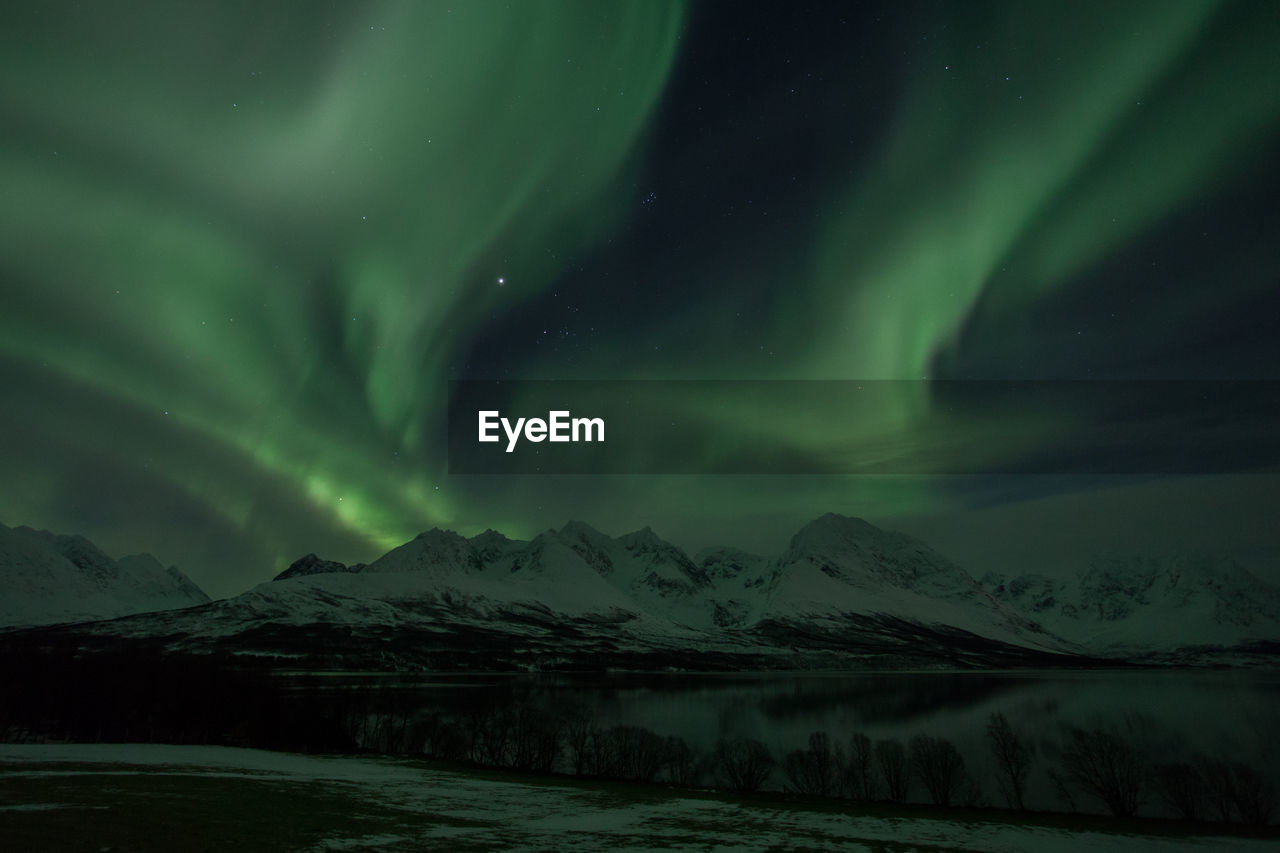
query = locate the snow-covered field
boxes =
[0,744,1270,852]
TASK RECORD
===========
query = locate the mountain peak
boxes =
[780,513,981,599]
[274,553,358,582]
[414,527,463,542]
[620,525,662,545]
[810,511,877,530]
[554,522,615,576]
[558,520,608,540]
[367,528,481,575]
[618,527,709,590]
[787,513,888,555]
[470,529,523,567]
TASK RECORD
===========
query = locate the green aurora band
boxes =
[1,1,1277,593]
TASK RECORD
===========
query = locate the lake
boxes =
[284,668,1280,812]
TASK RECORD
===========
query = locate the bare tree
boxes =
[1197,756,1237,822]
[782,731,837,796]
[663,735,698,786]
[587,725,620,778]
[509,707,561,773]
[1059,727,1144,818]
[1048,767,1078,812]
[612,725,667,782]
[875,738,910,803]
[844,731,877,801]
[413,712,465,761]
[910,734,967,807]
[562,708,594,776]
[1230,763,1276,826]
[479,708,514,767]
[1153,762,1206,821]
[986,711,1032,810]
[371,687,414,754]
[1190,753,1274,825]
[462,706,507,765]
[714,737,775,793]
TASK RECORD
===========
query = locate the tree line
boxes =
[342,694,1275,826]
[1,651,1273,826]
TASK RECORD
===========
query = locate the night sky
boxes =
[2,1,1279,597]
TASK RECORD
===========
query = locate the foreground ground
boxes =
[0,744,1274,852]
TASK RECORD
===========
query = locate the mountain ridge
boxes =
[982,552,1280,654]
[0,522,210,627]
[5,514,1275,669]
[247,513,1276,662]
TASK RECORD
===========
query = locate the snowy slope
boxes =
[96,514,1063,661]
[695,546,773,627]
[755,513,1056,649]
[220,527,665,636]
[364,528,485,576]
[983,554,1280,654]
[0,523,209,627]
[547,521,716,628]
[22,514,1272,665]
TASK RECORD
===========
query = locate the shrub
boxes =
[413,712,466,761]
[986,711,1032,810]
[909,734,967,807]
[611,725,667,782]
[1059,728,1144,818]
[663,735,698,786]
[782,731,838,797]
[462,706,515,767]
[509,707,561,773]
[874,738,910,803]
[1153,762,1206,821]
[1230,763,1275,826]
[1197,756,1237,822]
[562,708,594,776]
[843,731,876,801]
[586,725,620,778]
[714,737,774,793]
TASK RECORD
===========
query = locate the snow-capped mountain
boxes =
[69,514,1070,669]
[0,523,209,627]
[257,523,716,633]
[11,514,1273,668]
[752,513,1050,647]
[254,516,1044,647]
[982,553,1280,655]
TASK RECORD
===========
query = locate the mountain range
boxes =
[982,553,1280,656]
[2,514,1276,668]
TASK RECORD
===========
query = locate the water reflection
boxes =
[287,669,1280,811]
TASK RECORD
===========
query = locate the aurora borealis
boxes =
[2,1,1279,596]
